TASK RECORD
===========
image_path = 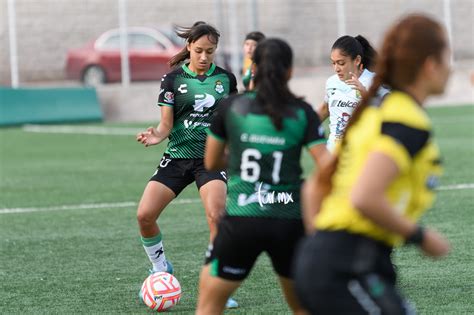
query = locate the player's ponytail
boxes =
[169,21,220,68]
[253,38,295,130]
[354,35,377,71]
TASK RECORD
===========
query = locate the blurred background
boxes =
[1,0,473,123]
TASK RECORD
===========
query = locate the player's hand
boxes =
[420,228,450,258]
[346,72,367,94]
[136,127,160,147]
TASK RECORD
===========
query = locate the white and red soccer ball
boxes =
[140,272,181,312]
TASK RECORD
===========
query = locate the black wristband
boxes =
[405,225,425,245]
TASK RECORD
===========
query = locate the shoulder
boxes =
[380,92,431,130]
[326,74,341,88]
[290,98,320,121]
[358,69,375,87]
[212,65,236,78]
[160,67,183,83]
[378,91,432,157]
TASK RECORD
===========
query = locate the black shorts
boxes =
[293,231,416,315]
[150,154,227,196]
[205,215,305,281]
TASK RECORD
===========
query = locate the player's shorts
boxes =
[150,153,227,196]
[293,230,416,315]
[205,215,305,281]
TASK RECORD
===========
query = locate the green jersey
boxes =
[158,63,237,158]
[208,92,326,219]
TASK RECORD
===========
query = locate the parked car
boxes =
[65,27,183,86]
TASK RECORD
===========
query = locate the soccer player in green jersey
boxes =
[136,21,238,308]
[294,15,451,314]
[196,38,330,315]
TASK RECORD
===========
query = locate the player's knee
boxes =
[136,209,157,228]
[206,206,224,225]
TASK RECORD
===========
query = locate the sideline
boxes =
[0,198,201,215]
[22,124,141,136]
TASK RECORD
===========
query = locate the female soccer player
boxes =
[294,14,451,314]
[241,31,265,90]
[317,35,389,152]
[195,38,330,315]
[135,21,239,308]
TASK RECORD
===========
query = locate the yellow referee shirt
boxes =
[315,91,443,246]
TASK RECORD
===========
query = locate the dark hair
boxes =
[253,38,295,130]
[332,35,377,70]
[245,31,266,42]
[169,21,220,67]
[318,14,447,196]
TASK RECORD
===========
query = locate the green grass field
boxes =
[1,105,473,314]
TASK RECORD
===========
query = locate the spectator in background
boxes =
[241,31,265,90]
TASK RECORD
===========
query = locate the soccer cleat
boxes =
[225,297,239,309]
[148,260,174,275]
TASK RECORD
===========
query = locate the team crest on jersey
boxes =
[355,90,361,99]
[215,80,224,94]
[164,91,174,103]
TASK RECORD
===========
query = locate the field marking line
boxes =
[1,184,472,215]
[437,183,474,191]
[22,124,141,136]
[0,198,201,215]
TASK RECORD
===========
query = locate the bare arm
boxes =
[302,144,332,234]
[204,136,226,171]
[316,101,329,122]
[351,152,450,257]
[136,106,174,147]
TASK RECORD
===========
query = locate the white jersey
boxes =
[324,69,389,151]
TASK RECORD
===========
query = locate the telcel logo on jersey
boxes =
[193,93,216,112]
[332,100,358,108]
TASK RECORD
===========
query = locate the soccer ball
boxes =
[140,272,182,312]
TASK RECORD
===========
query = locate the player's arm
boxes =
[302,143,333,234]
[136,106,174,147]
[204,98,230,170]
[301,104,331,233]
[316,101,329,121]
[351,152,450,257]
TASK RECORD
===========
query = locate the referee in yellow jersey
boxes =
[294,14,451,315]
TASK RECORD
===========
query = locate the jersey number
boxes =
[240,149,283,184]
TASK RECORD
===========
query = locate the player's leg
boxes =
[137,156,193,273]
[194,159,227,241]
[198,178,226,241]
[278,276,308,315]
[196,167,236,307]
[266,218,307,314]
[137,181,175,273]
[197,216,261,312]
[196,265,241,315]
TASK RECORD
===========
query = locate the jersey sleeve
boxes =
[373,121,430,172]
[208,97,232,142]
[302,103,327,148]
[157,74,175,107]
[323,78,331,104]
